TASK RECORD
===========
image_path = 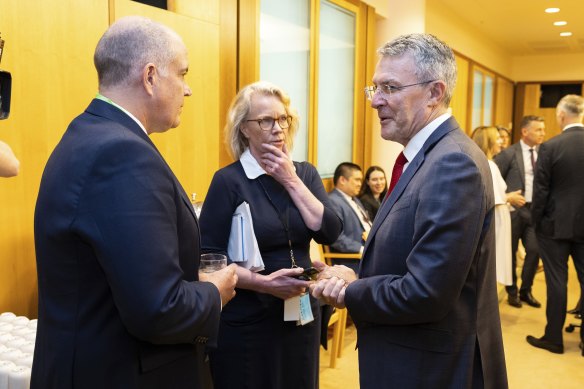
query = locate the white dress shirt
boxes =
[519,140,536,202]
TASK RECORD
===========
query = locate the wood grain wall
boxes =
[0,0,228,317]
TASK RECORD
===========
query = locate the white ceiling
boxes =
[435,0,584,55]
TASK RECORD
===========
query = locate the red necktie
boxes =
[385,152,408,201]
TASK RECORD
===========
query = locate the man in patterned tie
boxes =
[311,33,507,388]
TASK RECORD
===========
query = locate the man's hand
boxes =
[200,264,238,307]
[506,190,525,208]
[309,261,357,308]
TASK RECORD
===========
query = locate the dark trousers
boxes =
[537,234,584,345]
[506,205,539,296]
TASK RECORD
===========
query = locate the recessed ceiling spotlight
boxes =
[559,32,572,37]
[545,7,560,13]
[553,21,567,26]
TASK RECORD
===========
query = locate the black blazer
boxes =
[33,99,221,389]
[493,142,526,195]
[532,126,584,240]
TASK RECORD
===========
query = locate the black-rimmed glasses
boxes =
[246,115,292,131]
[364,80,436,101]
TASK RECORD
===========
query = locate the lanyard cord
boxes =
[257,176,298,268]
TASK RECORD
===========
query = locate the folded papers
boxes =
[227,202,264,272]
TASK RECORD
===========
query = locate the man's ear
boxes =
[143,63,156,96]
[426,80,446,107]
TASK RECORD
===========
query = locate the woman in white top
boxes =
[471,126,522,286]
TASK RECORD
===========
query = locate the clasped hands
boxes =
[309,261,357,308]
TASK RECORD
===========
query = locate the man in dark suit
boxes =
[328,162,371,259]
[32,16,237,389]
[527,94,584,356]
[311,34,507,388]
[494,115,545,308]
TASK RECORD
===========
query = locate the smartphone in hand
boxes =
[294,267,320,281]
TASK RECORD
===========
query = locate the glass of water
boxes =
[199,253,227,273]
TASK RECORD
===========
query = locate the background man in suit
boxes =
[328,162,371,271]
[494,115,546,308]
[310,33,507,388]
[33,16,237,389]
[527,94,584,356]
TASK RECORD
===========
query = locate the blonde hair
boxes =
[225,81,299,160]
[471,126,500,159]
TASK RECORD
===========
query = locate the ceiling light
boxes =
[559,32,572,37]
[553,21,567,26]
[545,7,560,13]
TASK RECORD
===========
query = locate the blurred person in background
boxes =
[358,165,387,221]
[497,126,511,151]
[494,115,545,308]
[472,126,522,287]
[528,94,584,356]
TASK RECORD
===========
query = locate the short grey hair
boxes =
[378,33,457,105]
[94,16,183,88]
[558,94,584,117]
[225,81,299,160]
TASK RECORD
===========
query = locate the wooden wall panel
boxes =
[113,0,221,201]
[218,0,238,168]
[0,0,225,317]
[172,0,220,24]
[0,0,108,317]
[495,77,514,130]
[450,54,469,133]
[520,84,560,141]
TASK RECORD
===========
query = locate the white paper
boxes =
[284,296,301,321]
[227,202,264,272]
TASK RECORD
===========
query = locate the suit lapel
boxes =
[513,143,525,189]
[362,117,459,256]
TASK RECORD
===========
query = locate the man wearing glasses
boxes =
[311,33,508,388]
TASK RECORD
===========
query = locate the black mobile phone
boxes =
[295,267,320,281]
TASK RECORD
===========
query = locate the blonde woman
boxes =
[199,81,342,389]
[472,126,521,286]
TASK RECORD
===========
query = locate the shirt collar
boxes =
[563,123,582,131]
[519,139,535,151]
[240,148,267,179]
[95,93,148,136]
[403,112,452,163]
[335,188,353,202]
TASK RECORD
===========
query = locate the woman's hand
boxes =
[260,143,298,187]
[259,143,324,231]
[260,267,311,300]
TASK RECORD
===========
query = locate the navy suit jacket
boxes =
[345,117,508,388]
[328,189,365,253]
[493,142,527,196]
[33,99,221,389]
[532,125,584,240]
